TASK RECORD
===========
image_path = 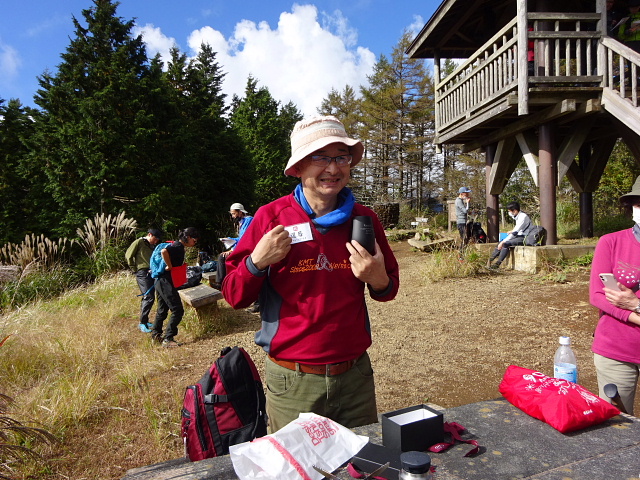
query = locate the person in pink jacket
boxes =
[222,115,399,432]
[590,176,640,414]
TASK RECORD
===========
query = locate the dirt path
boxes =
[367,240,597,412]
[173,239,602,414]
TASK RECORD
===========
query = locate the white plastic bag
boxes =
[230,413,368,480]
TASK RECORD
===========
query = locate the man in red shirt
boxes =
[222,116,399,432]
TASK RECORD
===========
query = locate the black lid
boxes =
[400,451,431,474]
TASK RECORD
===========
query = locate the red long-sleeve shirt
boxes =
[222,193,399,364]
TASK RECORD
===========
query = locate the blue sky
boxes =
[1,0,441,116]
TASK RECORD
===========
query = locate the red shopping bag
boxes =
[499,365,620,433]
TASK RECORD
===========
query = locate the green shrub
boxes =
[536,251,594,283]
[594,214,631,237]
[0,266,83,312]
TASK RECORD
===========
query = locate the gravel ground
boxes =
[173,239,608,415]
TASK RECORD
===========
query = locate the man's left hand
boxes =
[346,239,389,291]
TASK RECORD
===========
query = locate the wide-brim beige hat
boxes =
[620,175,640,200]
[284,115,364,176]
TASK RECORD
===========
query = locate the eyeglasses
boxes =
[309,154,353,167]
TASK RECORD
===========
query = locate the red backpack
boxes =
[181,346,268,461]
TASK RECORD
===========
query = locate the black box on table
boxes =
[381,404,444,452]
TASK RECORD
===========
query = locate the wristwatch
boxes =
[635,301,640,314]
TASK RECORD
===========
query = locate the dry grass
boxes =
[76,212,137,257]
[422,244,493,281]
[0,234,74,270]
[0,272,252,479]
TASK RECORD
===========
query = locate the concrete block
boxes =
[511,245,594,273]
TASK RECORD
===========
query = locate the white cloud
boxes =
[408,15,425,38]
[0,41,21,83]
[184,4,376,117]
[134,24,177,62]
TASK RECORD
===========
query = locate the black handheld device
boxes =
[351,216,376,255]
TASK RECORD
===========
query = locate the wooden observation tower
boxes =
[408,0,640,244]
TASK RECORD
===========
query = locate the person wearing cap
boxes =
[486,201,532,269]
[455,187,471,246]
[220,203,254,258]
[222,115,399,432]
[217,203,256,311]
[589,175,640,415]
[618,0,640,51]
[125,228,163,333]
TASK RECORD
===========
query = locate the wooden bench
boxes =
[201,271,217,287]
[178,284,224,320]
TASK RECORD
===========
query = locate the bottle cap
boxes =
[400,451,431,474]
[559,336,571,345]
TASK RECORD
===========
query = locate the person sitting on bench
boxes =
[487,201,531,269]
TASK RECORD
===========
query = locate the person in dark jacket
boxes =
[151,227,199,347]
[125,228,163,332]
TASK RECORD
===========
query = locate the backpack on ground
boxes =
[466,220,487,243]
[525,225,546,246]
[181,346,268,461]
[201,260,217,273]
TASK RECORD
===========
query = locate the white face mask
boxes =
[508,211,517,219]
[633,206,640,225]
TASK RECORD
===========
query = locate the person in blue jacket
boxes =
[216,203,255,311]
[220,203,254,255]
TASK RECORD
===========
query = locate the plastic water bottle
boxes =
[554,336,578,383]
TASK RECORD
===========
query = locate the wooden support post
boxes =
[539,124,557,245]
[578,144,594,238]
[516,0,529,115]
[485,143,500,242]
[580,192,594,238]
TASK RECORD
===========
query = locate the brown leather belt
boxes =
[268,355,356,376]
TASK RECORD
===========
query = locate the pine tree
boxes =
[163,44,255,241]
[317,86,369,202]
[29,0,166,236]
[0,99,40,243]
[230,77,302,208]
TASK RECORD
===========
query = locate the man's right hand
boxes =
[250,225,292,270]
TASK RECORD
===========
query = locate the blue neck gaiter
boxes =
[293,184,355,228]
